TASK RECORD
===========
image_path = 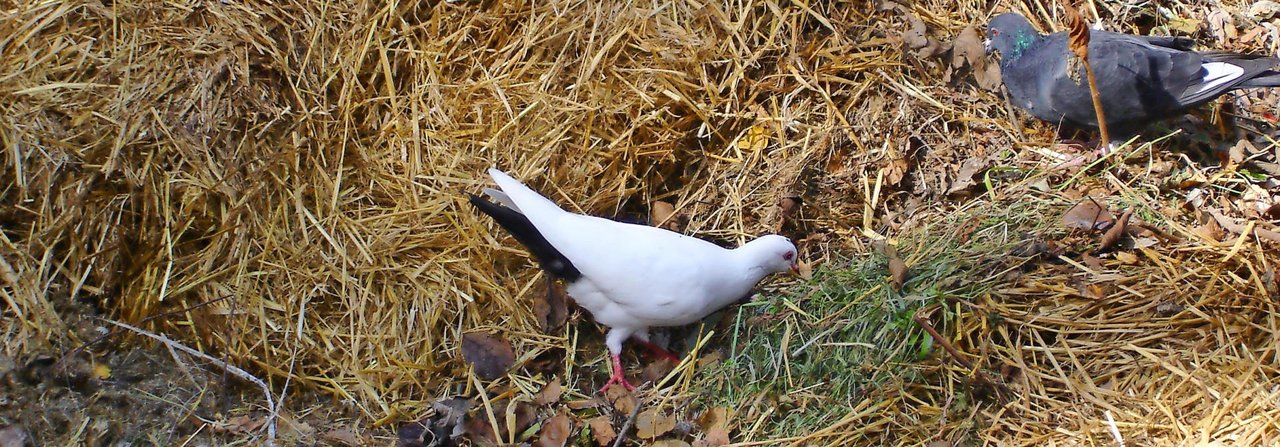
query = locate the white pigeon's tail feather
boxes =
[482,187,519,212]
[487,168,569,219]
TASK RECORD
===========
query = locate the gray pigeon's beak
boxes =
[983,38,992,54]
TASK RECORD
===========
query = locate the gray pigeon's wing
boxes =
[1139,35,1195,51]
[1044,32,1204,129]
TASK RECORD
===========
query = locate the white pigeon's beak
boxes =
[789,262,800,276]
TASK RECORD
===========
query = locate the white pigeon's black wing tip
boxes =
[469,194,583,282]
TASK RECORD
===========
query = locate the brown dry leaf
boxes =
[651,200,677,229]
[948,25,1002,90]
[1194,219,1226,242]
[605,385,637,415]
[926,441,954,447]
[696,350,724,368]
[692,427,731,447]
[888,255,909,292]
[946,157,988,196]
[319,428,362,446]
[0,426,29,447]
[1063,6,1090,60]
[903,13,946,58]
[277,414,317,438]
[535,412,573,447]
[565,398,603,410]
[1098,208,1133,252]
[587,416,617,446]
[214,415,265,434]
[636,409,677,439]
[950,26,984,70]
[975,62,1002,91]
[1082,252,1105,271]
[1115,251,1139,265]
[1239,25,1269,45]
[641,357,677,384]
[1062,200,1114,231]
[735,125,770,153]
[1167,17,1202,35]
[1229,139,1254,165]
[796,259,813,279]
[884,154,910,186]
[650,440,691,447]
[696,407,731,432]
[1249,1,1280,19]
[1265,202,1280,220]
[464,415,498,446]
[1207,9,1237,43]
[465,401,537,446]
[876,0,905,12]
[461,332,516,380]
[533,279,569,333]
[1242,184,1275,218]
[534,378,563,406]
[779,196,800,224]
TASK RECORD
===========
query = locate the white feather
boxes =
[1193,62,1245,94]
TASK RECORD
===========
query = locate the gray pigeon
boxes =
[985,12,1280,142]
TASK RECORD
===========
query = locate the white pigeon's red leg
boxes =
[599,353,636,393]
[631,331,680,362]
[600,328,637,393]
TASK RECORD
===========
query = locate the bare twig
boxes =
[102,319,277,446]
[611,396,644,447]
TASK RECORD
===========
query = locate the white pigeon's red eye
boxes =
[783,252,794,261]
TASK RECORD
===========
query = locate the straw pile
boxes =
[1,0,1277,444]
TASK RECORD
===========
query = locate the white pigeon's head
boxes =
[743,234,799,276]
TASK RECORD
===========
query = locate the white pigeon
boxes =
[470,168,798,392]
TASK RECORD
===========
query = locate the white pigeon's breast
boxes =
[565,272,743,329]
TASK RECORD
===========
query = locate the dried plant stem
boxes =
[1082,62,1112,144]
[1062,1,1111,144]
[912,306,974,370]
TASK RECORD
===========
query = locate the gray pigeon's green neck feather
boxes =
[1006,31,1037,60]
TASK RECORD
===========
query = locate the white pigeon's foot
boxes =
[599,353,636,393]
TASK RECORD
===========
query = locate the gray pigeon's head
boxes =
[986,12,1040,62]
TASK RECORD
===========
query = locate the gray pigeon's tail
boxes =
[1238,70,1280,88]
